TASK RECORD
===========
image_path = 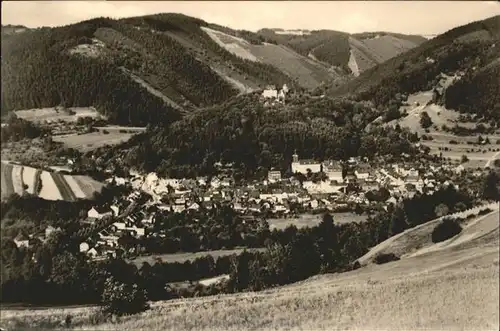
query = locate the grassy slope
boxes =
[256,29,426,74]
[327,15,500,102]
[3,207,498,330]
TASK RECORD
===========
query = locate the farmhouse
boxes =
[291,152,322,174]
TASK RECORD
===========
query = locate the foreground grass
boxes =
[3,243,498,331]
[3,208,499,331]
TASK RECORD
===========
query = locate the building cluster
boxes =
[261,84,290,105]
[12,153,467,262]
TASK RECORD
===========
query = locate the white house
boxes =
[291,152,322,174]
[87,247,99,258]
[79,242,90,253]
[188,202,201,211]
[14,233,30,248]
[262,85,278,99]
[87,206,112,219]
[268,169,282,182]
[110,205,120,217]
[323,161,343,183]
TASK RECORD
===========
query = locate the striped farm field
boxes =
[1,163,15,199]
[39,171,63,200]
[63,175,87,199]
[0,161,104,201]
[73,175,104,198]
[12,165,25,195]
[51,172,77,201]
[21,166,38,194]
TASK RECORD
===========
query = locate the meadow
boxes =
[128,248,266,267]
[0,161,104,201]
[267,212,368,230]
[52,129,140,152]
[14,107,103,123]
[201,27,334,89]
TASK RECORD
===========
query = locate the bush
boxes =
[102,130,110,135]
[373,252,400,265]
[449,140,458,145]
[101,278,149,317]
[477,208,492,216]
[461,155,469,163]
[431,218,462,243]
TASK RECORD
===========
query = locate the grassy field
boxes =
[268,212,368,230]
[14,107,103,123]
[129,248,266,267]
[3,208,498,330]
[201,27,335,89]
[0,161,104,201]
[52,131,138,152]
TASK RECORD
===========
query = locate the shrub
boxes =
[449,140,458,145]
[420,111,433,129]
[102,130,110,135]
[431,218,462,243]
[461,155,469,163]
[101,277,149,317]
[478,208,492,216]
[373,252,400,265]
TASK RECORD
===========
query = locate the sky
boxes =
[2,1,499,35]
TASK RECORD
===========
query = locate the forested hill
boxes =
[324,15,500,121]
[0,14,325,126]
[89,92,420,179]
[1,13,429,126]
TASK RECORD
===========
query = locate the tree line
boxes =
[1,185,480,309]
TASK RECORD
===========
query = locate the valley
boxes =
[1,7,499,331]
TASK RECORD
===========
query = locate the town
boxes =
[12,150,478,264]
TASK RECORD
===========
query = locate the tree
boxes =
[420,112,433,129]
[434,203,449,217]
[101,277,149,317]
[483,171,500,200]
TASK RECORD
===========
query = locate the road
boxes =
[485,150,500,168]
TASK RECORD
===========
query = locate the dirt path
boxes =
[485,150,500,168]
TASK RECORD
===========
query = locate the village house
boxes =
[14,232,30,248]
[261,84,289,104]
[323,161,344,183]
[291,152,322,174]
[88,206,113,220]
[267,169,282,182]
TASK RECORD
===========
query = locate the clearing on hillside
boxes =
[14,107,103,123]
[52,130,139,152]
[201,27,336,89]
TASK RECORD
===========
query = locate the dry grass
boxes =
[268,212,368,230]
[14,107,102,123]
[129,248,266,267]
[201,27,335,89]
[3,205,498,331]
[361,204,499,263]
[52,131,136,152]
